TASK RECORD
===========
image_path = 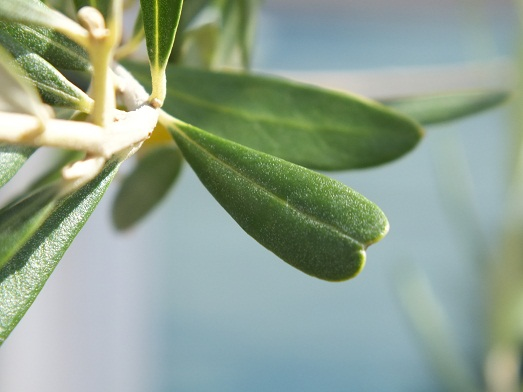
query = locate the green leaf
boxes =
[0,45,48,119]
[169,0,211,64]
[0,30,93,112]
[0,185,59,270]
[176,23,219,68]
[168,119,389,281]
[0,0,88,46]
[0,144,36,189]
[381,90,509,126]
[140,0,184,102]
[112,145,183,230]
[213,0,259,68]
[0,21,91,72]
[125,62,423,170]
[0,161,119,345]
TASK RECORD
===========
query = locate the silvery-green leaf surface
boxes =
[126,61,422,170]
[0,161,119,345]
[0,30,93,112]
[140,0,183,101]
[0,0,87,44]
[0,21,90,72]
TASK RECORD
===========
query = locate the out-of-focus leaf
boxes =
[0,30,93,112]
[126,61,423,170]
[0,21,90,72]
[0,144,36,188]
[381,90,509,126]
[112,145,183,230]
[0,185,59,270]
[115,9,145,60]
[0,0,88,46]
[140,0,184,102]
[176,23,219,68]
[169,0,211,64]
[0,45,48,119]
[178,0,210,33]
[0,161,119,345]
[0,45,41,187]
[213,0,259,68]
[168,119,389,281]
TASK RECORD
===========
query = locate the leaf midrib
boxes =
[168,88,373,137]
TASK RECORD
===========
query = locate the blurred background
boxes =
[0,0,518,391]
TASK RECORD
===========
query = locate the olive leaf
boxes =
[0,44,48,119]
[0,21,91,72]
[125,61,422,170]
[0,0,88,46]
[112,145,183,230]
[0,45,43,188]
[213,0,259,68]
[169,0,211,64]
[0,145,36,189]
[0,161,120,345]
[382,90,509,126]
[140,0,184,103]
[168,119,389,281]
[0,185,59,270]
[0,29,93,112]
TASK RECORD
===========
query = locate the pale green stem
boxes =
[77,1,123,129]
[114,29,145,60]
[150,68,166,107]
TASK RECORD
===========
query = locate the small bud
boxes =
[77,7,108,40]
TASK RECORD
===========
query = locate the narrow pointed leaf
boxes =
[0,0,88,45]
[112,145,183,230]
[169,0,211,64]
[0,45,48,119]
[168,120,389,281]
[0,161,119,345]
[0,144,36,188]
[0,185,58,270]
[140,0,183,102]
[213,0,259,68]
[125,62,423,170]
[0,30,93,112]
[381,90,509,126]
[0,21,91,72]
[0,46,41,186]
